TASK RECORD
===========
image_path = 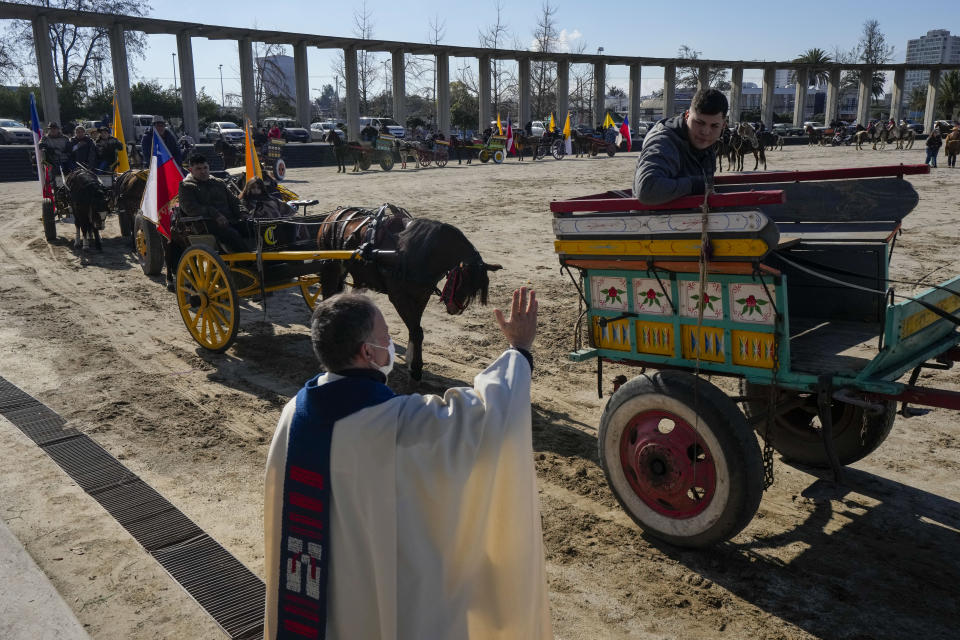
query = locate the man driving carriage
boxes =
[95,125,124,171]
[39,121,70,172]
[141,117,182,166]
[177,153,249,255]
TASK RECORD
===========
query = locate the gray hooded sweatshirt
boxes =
[633,115,716,205]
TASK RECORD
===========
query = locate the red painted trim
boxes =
[550,190,785,213]
[283,618,320,638]
[289,492,324,513]
[869,386,960,411]
[289,465,325,489]
[283,604,320,623]
[289,511,325,530]
[713,164,930,185]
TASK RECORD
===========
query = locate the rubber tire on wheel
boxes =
[42,198,56,241]
[358,155,372,171]
[379,152,394,171]
[134,213,165,276]
[118,210,133,237]
[740,381,896,467]
[479,149,491,163]
[606,143,617,157]
[273,158,287,181]
[176,245,239,353]
[599,371,763,548]
[551,140,565,160]
[493,149,505,164]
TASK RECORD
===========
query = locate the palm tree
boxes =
[937,70,960,120]
[791,48,832,88]
[908,86,927,113]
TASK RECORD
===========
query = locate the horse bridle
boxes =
[437,255,483,313]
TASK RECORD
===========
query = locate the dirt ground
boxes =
[0,143,958,640]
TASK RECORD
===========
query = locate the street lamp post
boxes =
[172,52,178,92]
[218,64,225,106]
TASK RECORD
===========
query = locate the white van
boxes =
[360,116,405,139]
[133,114,157,140]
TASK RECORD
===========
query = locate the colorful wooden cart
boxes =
[349,133,397,171]
[553,165,960,547]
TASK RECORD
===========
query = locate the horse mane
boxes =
[397,218,489,305]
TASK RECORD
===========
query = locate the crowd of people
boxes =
[38,121,125,173]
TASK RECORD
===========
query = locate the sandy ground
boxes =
[0,143,958,640]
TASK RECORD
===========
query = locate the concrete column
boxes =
[518,57,531,126]
[923,69,940,135]
[176,33,199,139]
[436,53,450,135]
[556,59,569,128]
[663,63,676,119]
[478,55,491,133]
[593,61,606,127]
[761,66,775,128]
[238,38,256,124]
[857,67,873,126]
[108,23,132,146]
[890,67,904,123]
[344,46,359,140]
[31,16,60,127]
[792,68,808,127]
[729,66,743,124]
[294,41,311,129]
[391,50,406,126]
[629,62,641,127]
[824,66,840,125]
[698,64,710,91]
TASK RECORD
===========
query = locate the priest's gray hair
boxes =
[310,293,377,372]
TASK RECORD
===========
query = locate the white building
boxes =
[774,69,792,88]
[904,30,960,96]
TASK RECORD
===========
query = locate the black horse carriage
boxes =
[529,130,566,160]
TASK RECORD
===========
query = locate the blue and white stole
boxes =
[275,371,395,639]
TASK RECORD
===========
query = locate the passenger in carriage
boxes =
[633,87,728,205]
[177,153,250,254]
[95,125,124,172]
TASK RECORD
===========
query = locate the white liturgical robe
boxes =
[264,349,552,639]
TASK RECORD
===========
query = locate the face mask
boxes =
[365,338,395,376]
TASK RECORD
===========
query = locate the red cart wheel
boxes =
[598,371,763,548]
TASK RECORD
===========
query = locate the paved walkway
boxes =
[0,517,89,640]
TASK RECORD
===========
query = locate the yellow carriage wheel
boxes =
[493,149,505,164]
[478,149,491,163]
[298,275,323,310]
[176,246,240,353]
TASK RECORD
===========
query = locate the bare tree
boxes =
[529,1,559,119]
[6,0,151,88]
[330,1,381,116]
[568,41,592,125]
[0,42,13,83]
[856,19,894,98]
[676,45,728,89]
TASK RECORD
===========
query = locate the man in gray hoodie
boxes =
[633,88,728,205]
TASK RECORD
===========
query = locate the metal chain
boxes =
[759,273,781,490]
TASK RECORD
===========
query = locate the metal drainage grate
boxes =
[0,375,265,639]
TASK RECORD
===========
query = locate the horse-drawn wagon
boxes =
[39,160,133,249]
[459,134,508,164]
[553,164,960,548]
[414,137,450,168]
[572,131,617,157]
[349,133,397,171]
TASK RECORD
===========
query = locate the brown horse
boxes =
[315,204,502,380]
[945,128,960,168]
[111,169,147,240]
[64,166,110,251]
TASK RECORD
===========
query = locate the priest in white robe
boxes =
[264,288,552,639]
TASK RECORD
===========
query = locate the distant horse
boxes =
[65,166,110,251]
[731,133,766,171]
[569,131,590,158]
[315,204,502,380]
[758,131,781,151]
[513,132,534,161]
[854,130,872,150]
[448,135,474,165]
[325,130,350,173]
[214,139,243,168]
[715,128,732,172]
[111,169,147,240]
[736,122,759,149]
[804,125,822,146]
[897,124,916,150]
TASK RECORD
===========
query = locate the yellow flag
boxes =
[602,112,616,129]
[496,113,502,135]
[112,94,129,172]
[244,118,262,184]
[548,113,555,132]
[562,112,571,139]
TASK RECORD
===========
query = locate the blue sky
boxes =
[102,1,959,99]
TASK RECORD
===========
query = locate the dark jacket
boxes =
[141,127,183,165]
[926,133,942,150]
[633,115,716,205]
[97,136,124,167]
[70,135,98,167]
[39,133,70,166]
[178,175,243,222]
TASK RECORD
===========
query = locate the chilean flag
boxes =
[620,114,632,152]
[140,129,183,240]
[29,93,52,198]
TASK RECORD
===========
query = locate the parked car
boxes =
[900,119,924,135]
[0,118,34,145]
[529,120,546,137]
[263,117,311,143]
[309,121,345,141]
[132,114,157,140]
[932,120,955,135]
[204,121,245,143]
[772,123,803,136]
[360,116,405,139]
